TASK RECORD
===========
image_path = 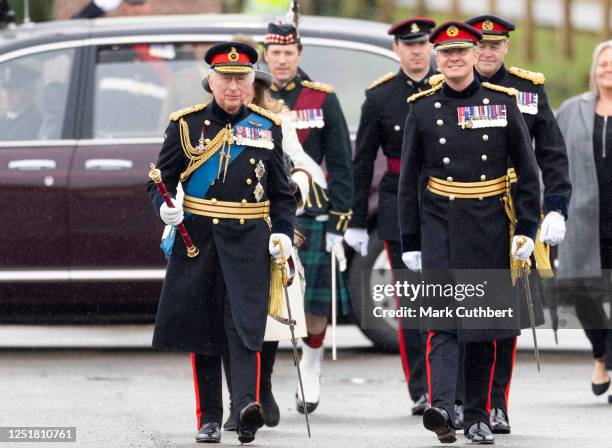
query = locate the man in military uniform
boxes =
[146,42,296,444]
[344,17,437,416]
[0,64,42,141]
[398,21,541,444]
[463,15,572,434]
[263,22,354,414]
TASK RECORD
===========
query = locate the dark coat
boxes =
[146,100,296,355]
[352,68,438,241]
[398,79,541,342]
[0,104,43,141]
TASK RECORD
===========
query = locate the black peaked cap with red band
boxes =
[429,20,482,50]
[204,42,258,74]
[265,22,300,46]
[465,15,515,41]
[388,17,436,42]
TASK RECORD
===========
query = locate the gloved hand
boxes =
[94,0,123,12]
[511,235,535,261]
[539,211,566,246]
[325,232,344,253]
[344,228,369,257]
[269,233,292,262]
[402,251,422,271]
[160,198,183,226]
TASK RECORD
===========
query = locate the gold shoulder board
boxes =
[428,73,445,87]
[407,82,443,103]
[481,82,519,98]
[368,72,396,90]
[247,103,282,126]
[508,66,545,85]
[169,103,206,122]
[301,80,334,94]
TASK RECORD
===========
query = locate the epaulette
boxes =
[508,66,545,85]
[301,80,334,94]
[407,82,443,103]
[247,103,282,126]
[428,73,445,87]
[368,72,396,90]
[169,103,206,121]
[481,82,519,98]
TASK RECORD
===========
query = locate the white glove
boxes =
[94,0,123,12]
[344,228,369,257]
[539,211,566,246]
[160,198,183,226]
[325,232,344,253]
[511,235,535,261]
[402,251,422,271]
[269,233,292,262]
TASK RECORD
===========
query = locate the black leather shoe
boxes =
[466,422,495,444]
[423,407,456,443]
[296,392,319,414]
[237,402,264,444]
[490,407,510,434]
[261,387,280,427]
[453,404,464,430]
[411,394,428,416]
[592,378,610,396]
[195,422,221,443]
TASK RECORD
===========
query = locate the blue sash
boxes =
[161,112,273,256]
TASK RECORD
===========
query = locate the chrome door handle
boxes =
[85,159,134,171]
[8,159,57,171]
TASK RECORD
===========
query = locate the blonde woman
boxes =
[556,40,612,402]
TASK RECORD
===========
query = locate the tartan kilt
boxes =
[297,215,352,317]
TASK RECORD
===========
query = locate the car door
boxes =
[0,47,78,310]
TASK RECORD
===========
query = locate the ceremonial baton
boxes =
[514,236,541,372]
[148,164,199,258]
[273,237,311,437]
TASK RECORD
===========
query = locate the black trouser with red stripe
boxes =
[385,241,427,402]
[426,331,496,431]
[489,336,517,415]
[191,295,261,429]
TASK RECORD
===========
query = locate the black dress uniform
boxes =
[351,17,437,412]
[398,21,541,443]
[466,14,572,432]
[146,43,296,443]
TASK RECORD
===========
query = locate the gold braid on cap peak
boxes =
[169,103,206,122]
[481,82,519,99]
[368,72,396,90]
[508,66,545,85]
[407,82,443,103]
[247,103,282,126]
[301,80,334,93]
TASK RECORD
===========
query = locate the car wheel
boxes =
[348,232,399,353]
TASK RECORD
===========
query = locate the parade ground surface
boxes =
[1,326,610,447]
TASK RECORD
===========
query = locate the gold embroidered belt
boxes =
[507,167,517,183]
[183,195,270,220]
[427,175,509,199]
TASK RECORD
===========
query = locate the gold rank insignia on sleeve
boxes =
[368,72,396,90]
[481,82,520,99]
[247,103,282,126]
[428,73,445,87]
[168,103,207,121]
[301,80,334,94]
[508,66,545,85]
[407,82,443,103]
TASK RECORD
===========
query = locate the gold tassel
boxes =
[268,257,285,317]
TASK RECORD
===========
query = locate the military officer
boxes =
[398,21,541,444]
[464,14,572,434]
[0,64,42,141]
[264,22,354,414]
[344,17,437,416]
[146,42,296,444]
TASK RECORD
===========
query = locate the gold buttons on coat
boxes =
[439,138,447,144]
[246,179,253,185]
[394,125,401,132]
[482,134,489,141]
[241,199,247,205]
[449,195,455,201]
[204,120,211,126]
[212,218,219,224]
[434,102,441,109]
[437,119,444,127]
[250,159,256,165]
[483,98,490,105]
[443,157,450,165]
[481,154,488,161]
[211,198,217,204]
[480,175,487,181]
[240,219,245,225]
[447,176,453,182]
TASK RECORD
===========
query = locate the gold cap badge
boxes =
[483,20,494,31]
[228,47,239,62]
[446,26,459,37]
[410,23,420,33]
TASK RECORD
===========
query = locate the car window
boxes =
[0,48,75,142]
[93,43,214,139]
[300,44,398,132]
